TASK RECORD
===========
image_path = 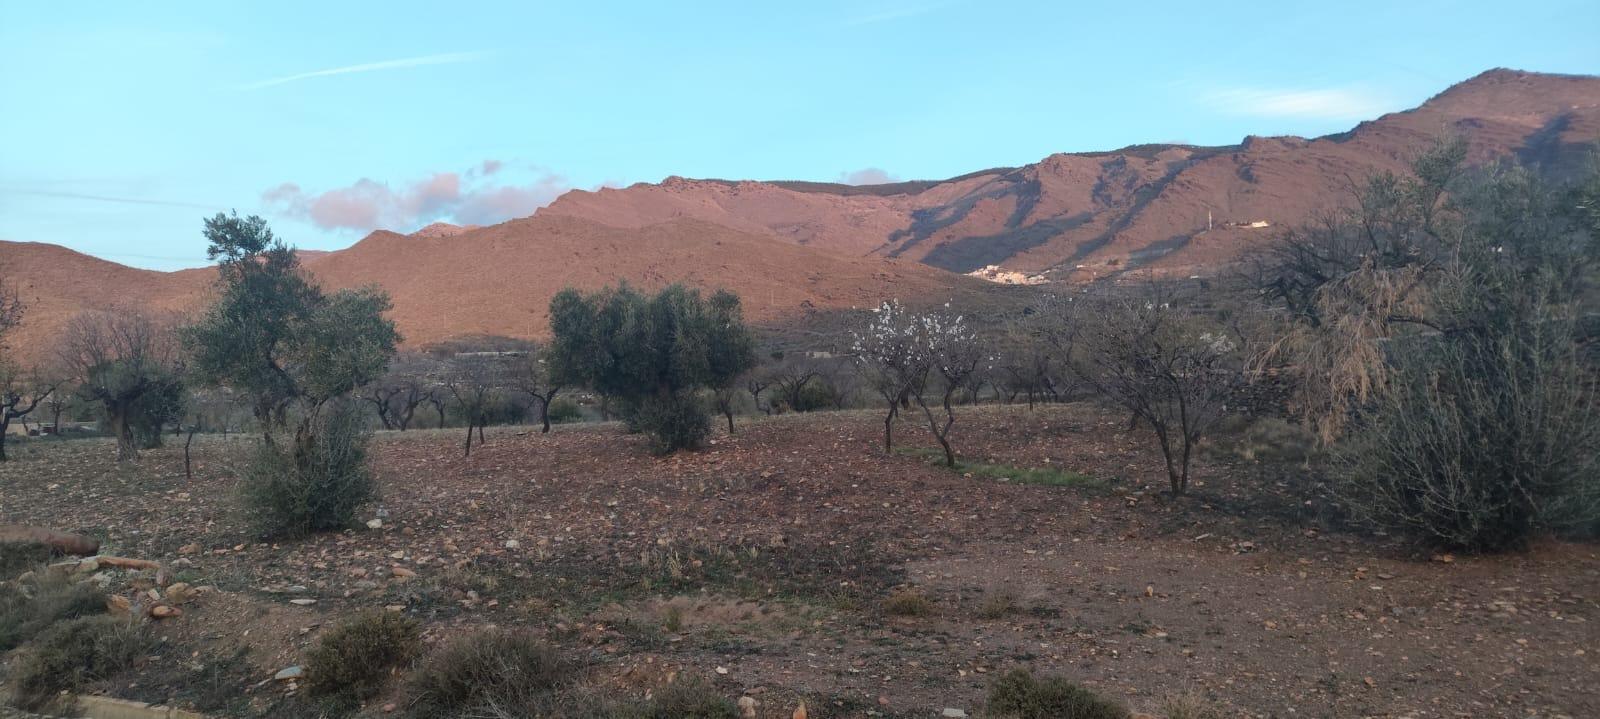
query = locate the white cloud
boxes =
[239,51,488,91]
[1202,86,1396,122]
[262,161,569,232]
[838,168,900,185]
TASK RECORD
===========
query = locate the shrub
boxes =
[976,587,1018,620]
[241,401,377,538]
[631,392,712,454]
[1157,691,1227,719]
[882,589,935,617]
[410,629,576,715]
[0,572,107,650]
[986,669,1129,719]
[546,398,584,424]
[1335,318,1599,552]
[9,615,148,711]
[643,676,739,718]
[0,541,54,580]
[304,611,420,700]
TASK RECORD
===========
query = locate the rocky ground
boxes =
[0,404,1595,718]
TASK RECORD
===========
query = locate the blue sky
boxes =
[2,1,1596,270]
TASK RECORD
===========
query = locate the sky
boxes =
[2,1,1597,270]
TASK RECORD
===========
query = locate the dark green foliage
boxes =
[9,615,148,711]
[986,669,1129,719]
[633,391,712,453]
[409,629,577,715]
[186,212,399,427]
[304,611,421,700]
[546,397,583,424]
[241,401,375,538]
[548,284,755,453]
[0,572,107,650]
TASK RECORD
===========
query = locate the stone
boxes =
[106,594,131,615]
[504,539,521,549]
[391,565,418,579]
[289,598,317,606]
[178,543,200,555]
[941,709,968,718]
[738,696,757,719]
[164,582,194,605]
[367,519,384,530]
[274,666,303,681]
[149,604,182,619]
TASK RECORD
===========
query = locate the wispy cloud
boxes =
[0,188,220,210]
[239,51,488,91]
[262,161,571,232]
[843,1,959,26]
[1201,86,1396,122]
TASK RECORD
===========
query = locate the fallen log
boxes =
[94,556,162,571]
[0,525,100,556]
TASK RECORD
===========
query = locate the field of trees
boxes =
[0,142,1596,717]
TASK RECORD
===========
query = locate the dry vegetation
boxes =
[0,405,1595,717]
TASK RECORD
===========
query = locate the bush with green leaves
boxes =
[186,214,397,534]
[240,400,376,538]
[547,284,755,453]
[9,615,149,711]
[986,669,1129,719]
[304,611,421,701]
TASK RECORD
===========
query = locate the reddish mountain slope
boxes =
[0,216,986,365]
[541,69,1600,278]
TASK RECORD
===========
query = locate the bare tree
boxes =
[446,354,504,457]
[509,345,562,434]
[361,352,439,431]
[59,310,181,461]
[1073,280,1244,495]
[768,356,821,413]
[744,370,775,415]
[0,366,53,461]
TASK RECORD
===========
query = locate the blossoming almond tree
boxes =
[852,301,987,466]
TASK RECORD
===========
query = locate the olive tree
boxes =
[185,213,398,536]
[548,284,755,453]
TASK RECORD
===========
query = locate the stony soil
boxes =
[0,404,1595,718]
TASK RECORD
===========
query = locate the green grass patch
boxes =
[895,447,1102,490]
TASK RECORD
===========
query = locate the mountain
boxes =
[0,216,993,366]
[541,69,1600,278]
[1,69,1596,366]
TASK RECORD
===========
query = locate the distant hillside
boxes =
[3,69,1596,366]
[540,69,1600,277]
